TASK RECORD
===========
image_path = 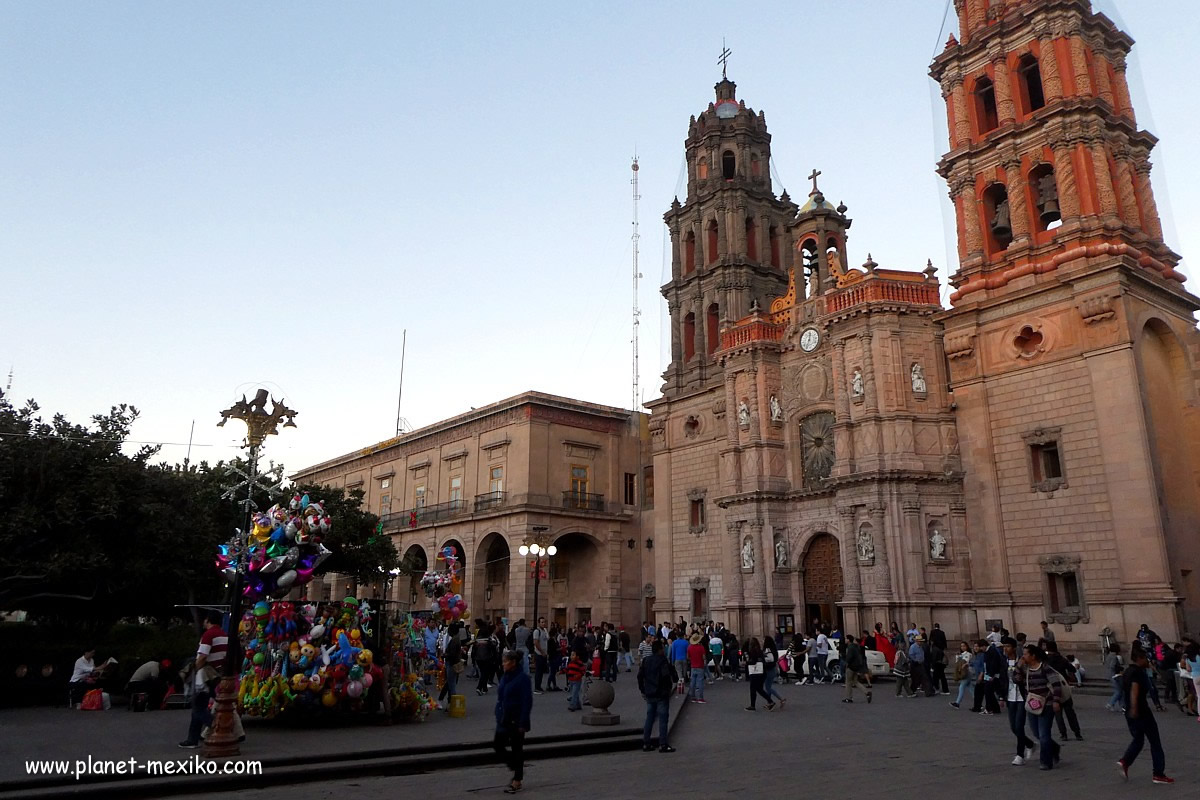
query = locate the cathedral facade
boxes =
[646,0,1200,649]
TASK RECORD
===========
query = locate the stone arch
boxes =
[543,529,605,629]
[1136,317,1200,632]
[474,531,511,626]
[398,544,428,610]
[438,538,467,607]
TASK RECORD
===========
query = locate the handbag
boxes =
[452,661,465,675]
[748,662,764,676]
[1025,692,1046,715]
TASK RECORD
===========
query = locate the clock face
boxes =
[800,328,820,352]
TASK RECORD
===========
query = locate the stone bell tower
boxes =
[931,0,1200,640]
[660,77,798,396]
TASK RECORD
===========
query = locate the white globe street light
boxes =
[547,545,558,556]
[518,544,529,557]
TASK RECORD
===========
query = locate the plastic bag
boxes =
[80,689,104,711]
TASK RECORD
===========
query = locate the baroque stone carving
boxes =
[851,369,864,398]
[911,363,927,394]
[774,538,788,569]
[929,526,948,561]
[1077,294,1116,325]
[769,394,784,423]
[737,400,751,428]
[856,524,875,563]
[741,537,755,570]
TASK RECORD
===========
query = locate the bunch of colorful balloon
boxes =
[419,546,469,623]
[215,493,332,601]
[237,597,387,719]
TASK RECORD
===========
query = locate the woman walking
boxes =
[1013,644,1065,770]
[1001,637,1036,765]
[473,625,498,696]
[762,635,786,708]
[950,641,972,708]
[494,649,533,794]
[744,638,776,711]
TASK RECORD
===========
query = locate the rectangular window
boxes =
[1048,572,1080,614]
[692,588,707,617]
[1024,427,1067,492]
[642,466,654,509]
[380,493,390,516]
[549,559,569,581]
[1031,442,1062,481]
[623,472,636,505]
[570,465,589,495]
[449,475,462,504]
[489,466,504,494]
[690,498,705,528]
[414,485,426,509]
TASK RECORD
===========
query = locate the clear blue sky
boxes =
[2,1,1196,474]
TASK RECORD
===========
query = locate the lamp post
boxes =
[206,389,296,759]
[518,525,555,629]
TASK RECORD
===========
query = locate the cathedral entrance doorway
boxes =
[802,533,844,632]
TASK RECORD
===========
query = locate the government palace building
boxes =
[292,0,1200,651]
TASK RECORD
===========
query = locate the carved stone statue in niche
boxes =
[856,526,875,562]
[769,394,783,423]
[741,537,755,570]
[929,527,948,561]
[774,538,788,568]
[851,369,864,397]
[737,400,751,428]
[911,363,927,394]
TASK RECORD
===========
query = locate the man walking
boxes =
[1118,646,1173,784]
[668,631,689,695]
[601,623,619,682]
[841,634,872,704]
[179,611,229,749]
[686,633,708,703]
[513,619,531,674]
[618,626,633,672]
[908,635,932,697]
[637,639,677,753]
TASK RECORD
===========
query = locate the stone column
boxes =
[947,76,971,148]
[1049,132,1081,222]
[715,204,727,264]
[669,224,681,279]
[993,52,1016,125]
[966,0,986,37]
[748,519,767,603]
[1088,139,1119,222]
[726,521,745,612]
[868,504,892,596]
[838,506,863,601]
[953,0,968,42]
[759,213,771,267]
[1068,34,1092,96]
[1111,53,1136,124]
[956,176,984,259]
[860,330,878,414]
[1133,155,1164,241]
[1037,33,1065,102]
[901,495,926,596]
[1112,144,1141,229]
[1092,49,1115,107]
[832,339,854,476]
[950,500,972,592]
[734,203,747,256]
[746,364,761,446]
[1002,154,1032,245]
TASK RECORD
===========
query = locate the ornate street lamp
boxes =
[205,389,296,759]
[519,525,556,629]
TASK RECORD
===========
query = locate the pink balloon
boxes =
[361,673,373,688]
[438,596,449,609]
[451,606,462,619]
[346,680,363,698]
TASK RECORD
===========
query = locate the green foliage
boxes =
[0,391,398,628]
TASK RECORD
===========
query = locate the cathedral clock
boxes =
[800,327,820,352]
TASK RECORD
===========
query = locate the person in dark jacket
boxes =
[438,623,463,706]
[637,639,677,752]
[1044,641,1083,740]
[982,637,1006,714]
[494,650,533,793]
[930,622,948,653]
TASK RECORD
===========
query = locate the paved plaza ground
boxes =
[6,674,1198,799]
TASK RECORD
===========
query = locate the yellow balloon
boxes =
[321,691,337,707]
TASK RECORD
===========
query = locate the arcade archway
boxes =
[398,544,428,611]
[545,532,603,629]
[475,532,511,626]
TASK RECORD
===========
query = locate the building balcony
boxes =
[561,491,606,512]
[380,490,628,532]
[474,491,508,512]
[826,272,941,314]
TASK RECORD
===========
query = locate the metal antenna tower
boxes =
[631,156,642,412]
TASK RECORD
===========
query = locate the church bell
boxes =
[1039,196,1061,226]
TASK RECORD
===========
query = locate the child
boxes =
[1068,654,1085,686]
[564,651,585,711]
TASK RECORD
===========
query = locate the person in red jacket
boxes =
[564,651,586,711]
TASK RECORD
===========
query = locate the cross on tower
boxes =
[718,39,732,79]
[807,168,822,195]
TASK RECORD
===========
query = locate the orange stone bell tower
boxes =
[931,0,1200,638]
